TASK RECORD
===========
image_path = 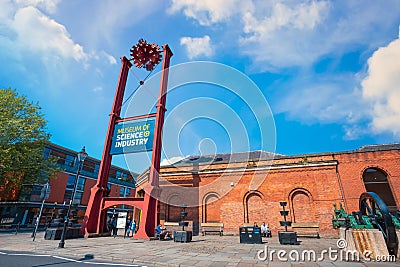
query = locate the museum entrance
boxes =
[363,167,398,211]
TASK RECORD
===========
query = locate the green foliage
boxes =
[0,88,58,187]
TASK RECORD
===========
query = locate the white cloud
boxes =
[243,1,326,34]
[361,35,400,136]
[15,0,60,14]
[240,1,330,70]
[0,1,94,66]
[12,6,88,62]
[92,86,103,92]
[275,76,367,124]
[168,0,254,26]
[105,53,117,65]
[271,71,374,140]
[169,1,400,70]
[82,0,161,46]
[180,35,214,59]
[92,51,117,65]
[343,124,369,140]
[168,0,329,68]
[0,1,15,23]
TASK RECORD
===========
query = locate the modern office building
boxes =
[0,143,137,229]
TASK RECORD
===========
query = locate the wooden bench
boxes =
[153,228,170,240]
[164,222,180,233]
[292,222,320,238]
[201,222,224,236]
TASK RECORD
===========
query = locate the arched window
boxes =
[166,194,183,222]
[202,192,220,223]
[363,168,397,211]
[290,189,314,223]
[243,191,264,224]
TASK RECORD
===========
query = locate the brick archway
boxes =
[165,194,183,222]
[243,190,264,224]
[202,192,220,223]
[289,188,315,223]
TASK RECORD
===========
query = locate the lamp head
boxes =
[77,146,88,163]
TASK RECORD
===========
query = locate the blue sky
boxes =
[1,0,400,174]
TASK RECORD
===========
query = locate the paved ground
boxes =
[0,231,398,266]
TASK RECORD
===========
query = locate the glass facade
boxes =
[65,154,76,167]
[16,144,136,205]
[120,187,126,197]
[63,175,86,205]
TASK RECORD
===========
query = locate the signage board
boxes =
[117,212,127,229]
[110,118,155,155]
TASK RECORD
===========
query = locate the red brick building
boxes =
[0,143,136,228]
[136,143,399,237]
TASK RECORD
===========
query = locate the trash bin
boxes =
[66,227,81,239]
[174,230,192,242]
[44,227,82,240]
[44,228,63,240]
[239,227,262,244]
[44,229,54,240]
[278,231,297,245]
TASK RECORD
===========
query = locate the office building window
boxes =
[64,175,86,205]
[120,187,126,197]
[43,147,51,159]
[74,191,83,205]
[65,154,76,167]
[94,163,100,175]
[76,177,85,191]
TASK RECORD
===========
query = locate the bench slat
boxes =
[291,222,319,228]
[201,222,224,236]
[164,222,179,226]
[292,222,319,238]
[201,222,223,227]
[296,231,319,238]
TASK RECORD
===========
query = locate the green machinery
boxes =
[332,192,400,256]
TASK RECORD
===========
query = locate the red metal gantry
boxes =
[81,43,173,239]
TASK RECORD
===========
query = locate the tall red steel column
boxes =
[82,56,132,235]
[135,45,173,238]
[82,44,173,238]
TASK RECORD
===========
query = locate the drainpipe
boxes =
[333,154,348,211]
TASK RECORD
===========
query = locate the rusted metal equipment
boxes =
[333,192,399,256]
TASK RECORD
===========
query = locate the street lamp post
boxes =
[58,146,88,248]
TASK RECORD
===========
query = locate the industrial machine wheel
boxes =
[359,192,398,256]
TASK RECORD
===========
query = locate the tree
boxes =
[0,88,57,200]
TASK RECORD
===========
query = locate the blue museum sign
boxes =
[110,118,155,155]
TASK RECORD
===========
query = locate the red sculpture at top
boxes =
[130,39,162,71]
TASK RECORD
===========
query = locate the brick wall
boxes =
[158,148,400,238]
[48,172,69,203]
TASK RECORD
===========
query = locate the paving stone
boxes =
[0,232,398,266]
[235,263,254,267]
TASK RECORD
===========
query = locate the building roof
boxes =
[164,143,400,167]
[275,143,400,160]
[173,150,280,166]
[355,143,400,152]
[47,142,138,175]
[47,142,138,187]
